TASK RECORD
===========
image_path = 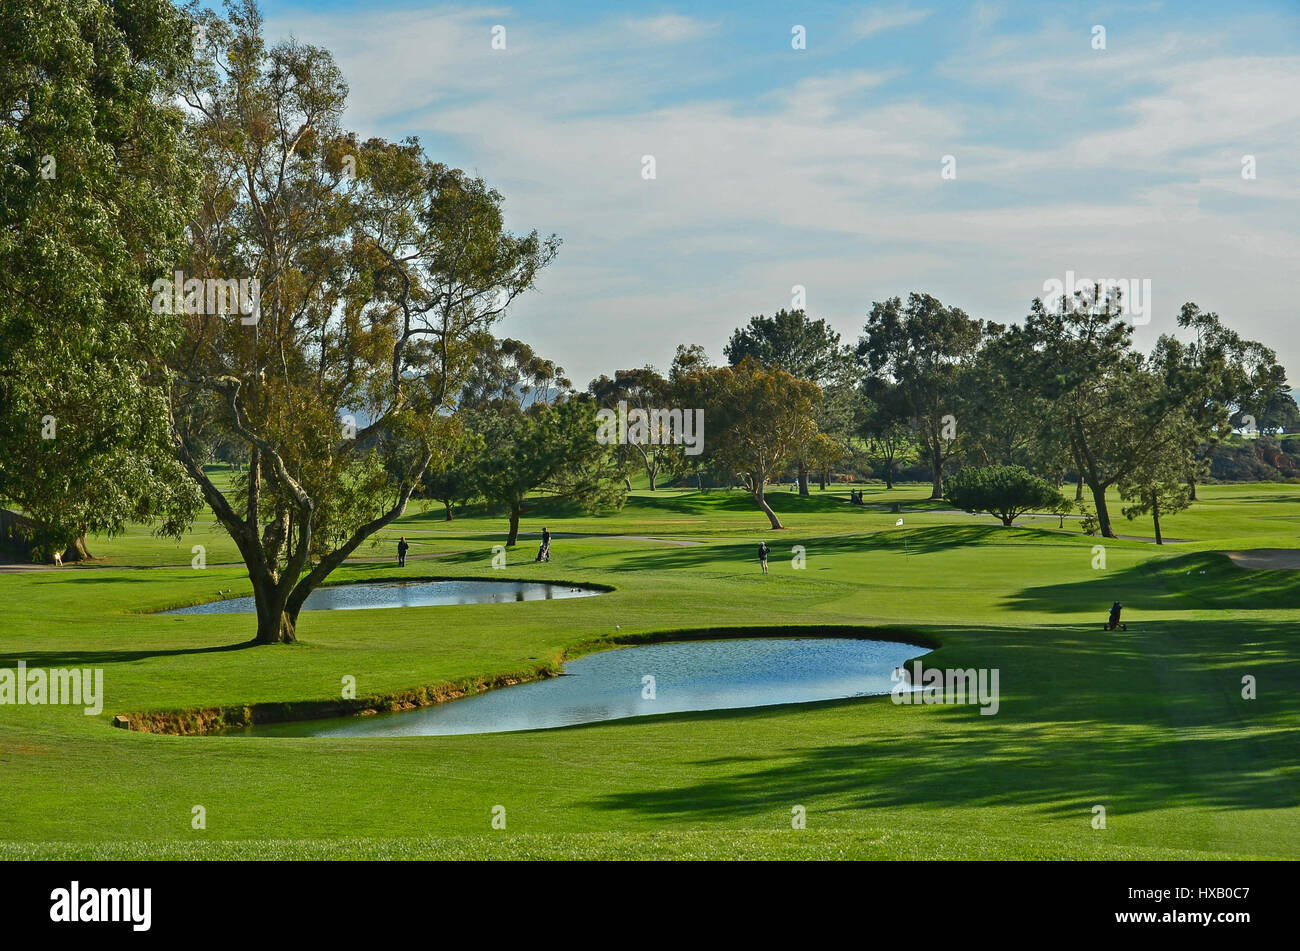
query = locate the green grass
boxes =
[0,481,1296,859]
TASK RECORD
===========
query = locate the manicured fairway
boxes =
[0,482,1296,859]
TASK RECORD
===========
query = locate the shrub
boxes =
[944,466,1064,527]
[1078,503,1100,536]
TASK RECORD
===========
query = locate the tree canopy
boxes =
[676,356,819,529]
[858,293,988,499]
[0,0,202,559]
[166,3,559,641]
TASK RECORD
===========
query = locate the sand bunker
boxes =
[1225,549,1300,570]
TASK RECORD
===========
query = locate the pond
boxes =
[230,636,930,737]
[164,579,606,615]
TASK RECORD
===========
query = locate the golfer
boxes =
[758,541,770,574]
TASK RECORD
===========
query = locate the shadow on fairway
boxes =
[0,640,258,668]
[586,617,1299,820]
[615,491,887,517]
[1005,551,1300,614]
[607,525,1082,572]
[590,722,1297,820]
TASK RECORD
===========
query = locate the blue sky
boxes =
[260,0,1300,386]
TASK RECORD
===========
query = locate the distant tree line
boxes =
[570,293,1294,540]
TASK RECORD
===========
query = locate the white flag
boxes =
[895,518,904,526]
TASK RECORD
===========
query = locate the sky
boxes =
[259,0,1300,388]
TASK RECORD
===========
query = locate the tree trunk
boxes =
[1152,492,1163,545]
[798,460,810,496]
[1090,482,1115,538]
[61,529,91,562]
[753,487,783,529]
[647,467,657,491]
[507,502,521,546]
[1075,474,1084,502]
[819,470,827,491]
[443,501,454,521]
[624,476,632,491]
[251,573,296,644]
[256,611,296,644]
[929,440,943,499]
[1187,475,1197,502]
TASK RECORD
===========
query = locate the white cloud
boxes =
[265,4,1300,384]
[851,5,933,40]
[624,14,714,44]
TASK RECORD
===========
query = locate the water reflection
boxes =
[232,637,930,737]
[163,579,604,615]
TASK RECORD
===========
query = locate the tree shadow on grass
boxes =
[1004,552,1300,614]
[940,620,1298,729]
[592,615,1300,815]
[617,491,861,517]
[402,496,592,525]
[588,713,1297,821]
[28,574,196,584]
[0,640,259,668]
[586,615,1298,821]
[346,550,486,570]
[607,525,1081,573]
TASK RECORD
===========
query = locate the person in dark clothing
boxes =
[397,536,409,567]
[1106,601,1126,631]
[536,527,551,563]
[758,541,770,574]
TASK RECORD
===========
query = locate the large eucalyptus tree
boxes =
[168,1,558,642]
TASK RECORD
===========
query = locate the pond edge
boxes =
[137,574,617,615]
[111,625,940,736]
